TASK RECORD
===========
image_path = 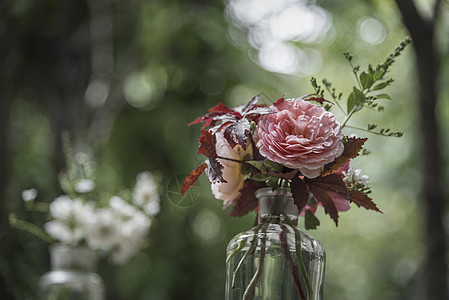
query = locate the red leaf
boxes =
[273,94,286,107]
[223,118,251,150]
[187,102,238,128]
[291,176,309,213]
[209,102,234,114]
[303,96,331,105]
[305,174,348,226]
[324,137,368,174]
[181,163,207,196]
[206,158,226,184]
[348,190,382,213]
[229,180,266,217]
[197,130,217,158]
[241,95,260,114]
[187,116,203,127]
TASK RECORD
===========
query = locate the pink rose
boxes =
[256,98,344,178]
[211,130,253,205]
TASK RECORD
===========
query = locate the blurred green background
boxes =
[1,0,448,299]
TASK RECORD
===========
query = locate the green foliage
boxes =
[2,0,429,298]
[310,37,411,140]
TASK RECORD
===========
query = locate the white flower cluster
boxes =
[342,168,370,187]
[42,171,160,265]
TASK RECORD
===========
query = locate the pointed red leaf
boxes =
[273,94,286,107]
[291,176,309,213]
[229,180,266,217]
[209,102,234,113]
[206,158,226,184]
[303,96,331,105]
[324,137,368,174]
[241,95,260,114]
[223,118,251,150]
[305,174,348,226]
[348,190,382,213]
[188,116,203,127]
[197,130,217,158]
[181,163,207,196]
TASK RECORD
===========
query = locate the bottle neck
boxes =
[50,244,98,272]
[256,187,299,226]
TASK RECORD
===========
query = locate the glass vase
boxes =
[225,187,325,300]
[39,244,105,300]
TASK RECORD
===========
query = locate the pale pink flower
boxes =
[211,130,253,205]
[256,98,344,178]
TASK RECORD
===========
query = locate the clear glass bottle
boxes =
[39,244,104,300]
[225,187,325,300]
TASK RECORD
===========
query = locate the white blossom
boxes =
[44,220,85,245]
[42,172,160,264]
[86,208,121,251]
[132,172,160,217]
[45,196,94,245]
[111,233,144,265]
[343,168,370,186]
[107,195,152,264]
[74,179,96,193]
[22,188,38,202]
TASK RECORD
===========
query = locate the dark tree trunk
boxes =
[0,1,18,299]
[395,1,448,299]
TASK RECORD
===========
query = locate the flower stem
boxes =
[293,227,313,296]
[226,239,245,264]
[280,224,306,299]
[340,106,356,129]
[9,213,54,243]
[243,222,268,300]
[231,225,261,289]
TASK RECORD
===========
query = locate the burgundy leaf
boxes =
[291,176,309,213]
[305,174,348,226]
[303,95,332,105]
[223,125,237,149]
[324,137,368,174]
[269,169,299,180]
[188,112,223,128]
[224,118,252,150]
[188,116,203,127]
[229,180,266,217]
[197,130,217,158]
[244,106,273,117]
[349,190,382,213]
[273,95,286,107]
[241,95,260,114]
[181,163,207,196]
[208,102,234,114]
[188,102,239,128]
[206,158,226,184]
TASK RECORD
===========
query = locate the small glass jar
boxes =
[39,244,104,299]
[225,187,325,300]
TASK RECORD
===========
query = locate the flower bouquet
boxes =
[10,138,161,299]
[181,38,410,299]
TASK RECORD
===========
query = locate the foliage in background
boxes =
[2,0,447,299]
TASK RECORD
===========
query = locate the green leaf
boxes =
[245,160,267,173]
[251,174,271,182]
[263,159,282,172]
[375,93,392,100]
[373,70,383,81]
[267,176,280,189]
[347,91,355,112]
[305,210,321,230]
[372,81,389,91]
[360,72,373,89]
[347,87,366,113]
